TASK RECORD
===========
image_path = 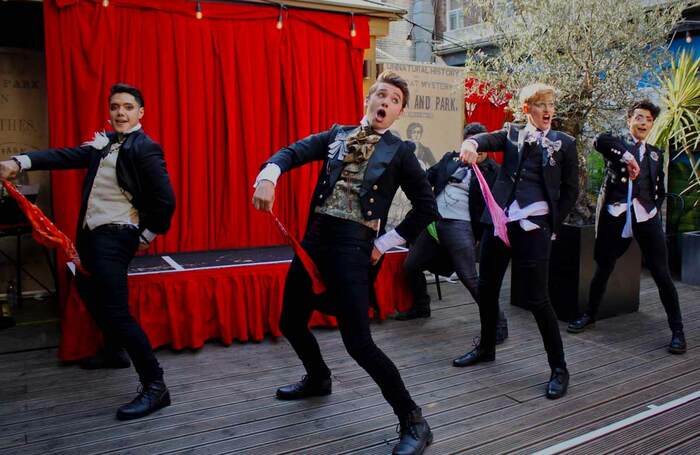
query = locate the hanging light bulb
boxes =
[350,12,357,38]
[102,0,109,7]
[405,24,414,47]
[196,0,203,19]
[276,4,284,30]
[686,31,693,44]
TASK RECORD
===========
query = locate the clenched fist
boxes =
[459,140,478,165]
[252,180,276,212]
[0,160,20,181]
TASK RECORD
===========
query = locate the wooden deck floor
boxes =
[1,271,699,454]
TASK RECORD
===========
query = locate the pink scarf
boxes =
[471,164,510,247]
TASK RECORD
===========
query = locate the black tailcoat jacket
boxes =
[266,124,438,243]
[24,129,176,236]
[470,123,578,233]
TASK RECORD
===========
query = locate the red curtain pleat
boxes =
[42,0,369,303]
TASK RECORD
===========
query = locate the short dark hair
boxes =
[627,99,660,120]
[463,122,487,139]
[109,83,144,107]
[369,71,410,108]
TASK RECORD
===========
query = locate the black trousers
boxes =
[76,225,163,384]
[589,210,683,331]
[279,215,417,417]
[403,219,480,307]
[478,222,566,369]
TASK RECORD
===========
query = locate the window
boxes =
[447,0,465,31]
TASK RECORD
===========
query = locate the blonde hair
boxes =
[518,83,556,106]
[368,71,410,108]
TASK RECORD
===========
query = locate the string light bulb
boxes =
[686,31,692,44]
[195,0,203,19]
[350,12,357,38]
[102,0,109,7]
[276,4,284,30]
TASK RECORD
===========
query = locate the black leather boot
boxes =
[546,367,569,399]
[276,375,332,400]
[452,343,495,367]
[80,348,131,370]
[669,330,687,354]
[393,407,433,455]
[116,379,171,420]
[567,313,595,334]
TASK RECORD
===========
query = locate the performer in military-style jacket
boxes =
[458,83,578,400]
[252,71,437,455]
[568,100,686,355]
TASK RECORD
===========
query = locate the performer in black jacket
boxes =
[458,83,578,399]
[568,100,686,354]
[0,83,176,420]
[397,123,508,345]
[252,71,437,455]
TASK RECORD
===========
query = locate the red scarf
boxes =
[269,212,326,294]
[2,181,87,274]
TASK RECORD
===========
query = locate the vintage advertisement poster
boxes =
[378,61,464,230]
[0,47,52,295]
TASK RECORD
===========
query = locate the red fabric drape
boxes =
[59,251,413,361]
[464,78,511,164]
[43,0,369,302]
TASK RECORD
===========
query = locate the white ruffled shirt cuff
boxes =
[254,163,282,188]
[13,155,32,171]
[621,151,635,163]
[373,229,405,254]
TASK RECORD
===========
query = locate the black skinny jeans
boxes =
[76,224,163,384]
[478,222,566,369]
[279,215,417,417]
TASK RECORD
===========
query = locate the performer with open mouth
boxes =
[252,71,438,455]
[458,83,579,399]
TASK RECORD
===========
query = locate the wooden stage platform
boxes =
[1,270,699,454]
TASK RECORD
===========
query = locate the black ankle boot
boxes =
[276,375,332,400]
[393,407,433,455]
[669,330,687,354]
[116,379,171,420]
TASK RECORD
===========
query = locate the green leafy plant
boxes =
[651,50,700,208]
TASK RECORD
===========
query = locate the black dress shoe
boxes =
[495,318,509,345]
[80,349,131,370]
[452,345,495,367]
[669,330,687,354]
[567,314,595,334]
[393,407,433,455]
[546,367,569,399]
[275,375,332,400]
[116,379,171,420]
[395,306,431,321]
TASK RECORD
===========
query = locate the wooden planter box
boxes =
[681,231,700,285]
[511,224,641,322]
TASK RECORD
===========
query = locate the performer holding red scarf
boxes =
[252,71,437,455]
[0,83,176,421]
[460,83,579,399]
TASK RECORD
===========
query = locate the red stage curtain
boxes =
[43,0,370,302]
[58,251,413,361]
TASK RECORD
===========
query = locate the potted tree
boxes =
[461,0,686,320]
